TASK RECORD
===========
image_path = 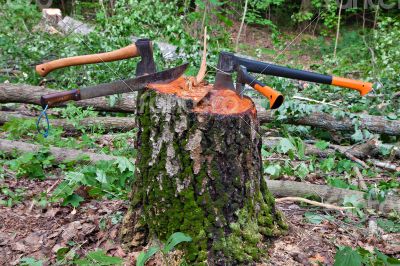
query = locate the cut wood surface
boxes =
[266,179,400,213]
[1,83,400,135]
[0,139,118,163]
[0,111,134,132]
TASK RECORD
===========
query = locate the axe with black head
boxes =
[213,52,374,109]
[214,52,284,109]
[36,38,156,77]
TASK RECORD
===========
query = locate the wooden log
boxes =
[0,83,136,112]
[120,78,287,265]
[266,179,400,213]
[2,83,400,135]
[0,111,134,132]
[0,139,118,163]
[257,108,400,136]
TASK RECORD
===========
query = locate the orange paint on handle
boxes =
[253,84,284,109]
[331,77,373,96]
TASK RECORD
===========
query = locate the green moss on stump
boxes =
[127,90,287,265]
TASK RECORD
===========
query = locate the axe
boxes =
[36,38,156,77]
[214,52,374,109]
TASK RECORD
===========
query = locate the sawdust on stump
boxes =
[120,77,287,265]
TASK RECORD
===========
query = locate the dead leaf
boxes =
[309,253,326,265]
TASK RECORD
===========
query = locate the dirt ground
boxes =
[1,177,399,266]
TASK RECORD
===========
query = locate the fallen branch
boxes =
[0,83,137,112]
[2,83,400,135]
[368,159,400,172]
[0,111,135,132]
[257,107,400,136]
[275,196,354,211]
[263,137,378,159]
[306,139,369,168]
[266,179,400,213]
[0,139,119,163]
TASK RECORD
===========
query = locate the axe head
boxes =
[135,39,157,76]
[213,52,238,92]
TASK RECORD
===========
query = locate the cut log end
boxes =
[148,77,256,116]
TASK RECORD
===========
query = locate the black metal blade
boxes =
[80,63,188,100]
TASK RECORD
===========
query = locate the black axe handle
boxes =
[237,57,372,96]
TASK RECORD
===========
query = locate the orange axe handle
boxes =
[253,84,284,109]
[36,44,139,76]
[331,77,373,96]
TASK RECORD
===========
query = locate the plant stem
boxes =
[235,0,248,53]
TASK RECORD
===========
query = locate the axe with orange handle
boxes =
[213,52,374,110]
[36,38,156,77]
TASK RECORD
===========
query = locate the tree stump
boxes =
[121,77,287,265]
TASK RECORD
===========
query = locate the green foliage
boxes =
[0,185,25,207]
[51,158,134,207]
[74,250,123,266]
[377,218,400,233]
[136,232,192,266]
[19,257,44,266]
[7,150,55,179]
[304,212,334,225]
[2,118,37,139]
[334,246,400,266]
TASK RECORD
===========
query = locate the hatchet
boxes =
[36,38,156,77]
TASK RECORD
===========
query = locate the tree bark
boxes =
[120,78,287,265]
[0,111,134,133]
[0,139,118,163]
[2,83,400,136]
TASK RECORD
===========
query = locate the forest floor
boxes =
[1,175,399,265]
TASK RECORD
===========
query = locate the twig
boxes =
[195,27,207,85]
[333,0,343,58]
[306,140,369,168]
[353,166,368,190]
[235,0,248,52]
[293,96,338,107]
[275,196,354,211]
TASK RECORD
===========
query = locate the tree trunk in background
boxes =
[120,78,287,264]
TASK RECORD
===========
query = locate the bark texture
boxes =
[121,82,287,265]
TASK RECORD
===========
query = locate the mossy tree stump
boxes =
[121,77,287,265]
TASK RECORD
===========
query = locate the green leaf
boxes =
[19,257,44,266]
[136,247,160,266]
[96,169,108,184]
[115,157,135,173]
[163,232,192,253]
[62,193,84,208]
[294,162,309,179]
[74,250,123,266]
[334,246,362,266]
[264,164,281,177]
[315,140,329,150]
[304,212,333,224]
[276,138,296,154]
